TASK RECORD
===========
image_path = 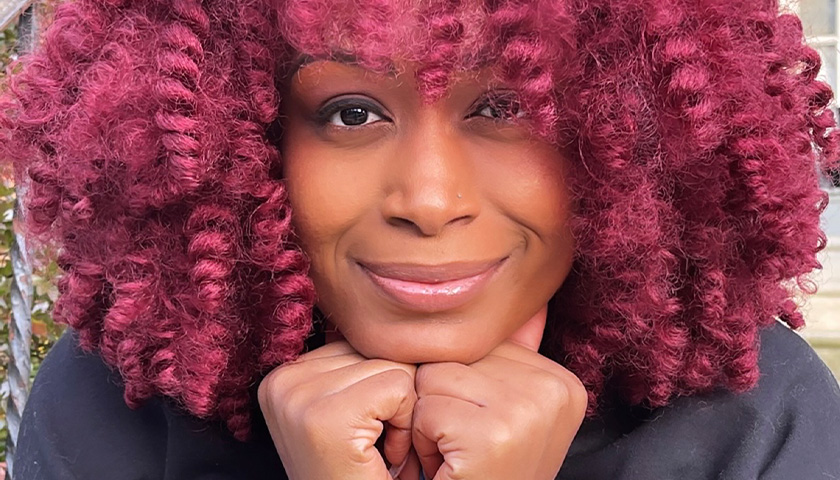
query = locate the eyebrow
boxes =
[289,52,400,78]
[293,52,359,71]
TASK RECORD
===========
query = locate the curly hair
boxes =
[1,0,837,441]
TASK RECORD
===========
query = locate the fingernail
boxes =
[388,455,410,479]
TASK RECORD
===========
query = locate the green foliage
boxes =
[0,27,18,71]
[0,12,65,465]
[0,179,64,463]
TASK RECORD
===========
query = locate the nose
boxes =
[381,115,480,237]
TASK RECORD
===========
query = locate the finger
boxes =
[468,350,589,419]
[470,348,579,399]
[309,359,417,399]
[387,445,410,478]
[415,362,494,406]
[264,351,365,391]
[480,341,575,379]
[383,422,413,471]
[395,449,422,480]
[294,339,360,361]
[412,394,482,479]
[506,304,547,352]
[277,350,411,393]
[325,368,417,472]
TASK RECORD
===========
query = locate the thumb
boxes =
[506,305,547,352]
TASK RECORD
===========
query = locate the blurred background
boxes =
[0,0,838,475]
[783,0,840,377]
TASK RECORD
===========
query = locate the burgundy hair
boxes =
[1,0,837,440]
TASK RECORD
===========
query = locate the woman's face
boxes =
[280,60,575,364]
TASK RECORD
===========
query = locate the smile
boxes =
[356,258,508,313]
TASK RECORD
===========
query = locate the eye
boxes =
[328,107,385,127]
[317,98,389,128]
[472,93,526,121]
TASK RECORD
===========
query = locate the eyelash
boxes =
[314,93,525,129]
[469,95,526,122]
[314,98,388,128]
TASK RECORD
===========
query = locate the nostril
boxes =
[386,215,443,237]
[386,213,476,237]
[448,214,474,228]
[387,217,416,229]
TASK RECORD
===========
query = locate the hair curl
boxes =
[1,0,837,440]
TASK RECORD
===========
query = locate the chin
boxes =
[347,334,494,365]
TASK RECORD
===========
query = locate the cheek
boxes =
[487,145,574,238]
[488,146,576,295]
[282,145,375,253]
[281,142,387,322]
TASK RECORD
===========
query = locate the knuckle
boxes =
[298,396,332,435]
[363,358,394,371]
[257,368,290,409]
[412,396,435,427]
[415,362,455,389]
[445,460,470,480]
[538,370,586,409]
[414,365,433,392]
[415,362,435,381]
[484,419,515,451]
[412,395,429,418]
[568,377,589,417]
[543,375,588,424]
[367,359,416,381]
[384,367,415,390]
[346,439,371,464]
[256,378,273,409]
[541,375,572,406]
[401,362,417,378]
[280,385,311,420]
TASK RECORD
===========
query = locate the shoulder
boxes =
[757,320,838,386]
[674,323,840,479]
[748,321,840,412]
[562,321,840,480]
[15,331,169,479]
[16,330,287,480]
[742,322,840,478]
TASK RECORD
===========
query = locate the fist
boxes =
[258,341,418,480]
[412,341,588,480]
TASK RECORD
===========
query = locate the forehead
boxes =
[287,57,503,96]
[274,0,574,136]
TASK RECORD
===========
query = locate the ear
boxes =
[506,305,548,352]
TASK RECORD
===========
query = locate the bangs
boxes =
[277,0,495,73]
[275,0,577,139]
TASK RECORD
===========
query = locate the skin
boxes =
[258,60,587,480]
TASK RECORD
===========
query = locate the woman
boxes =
[2,0,839,478]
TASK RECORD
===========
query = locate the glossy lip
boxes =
[356,257,508,313]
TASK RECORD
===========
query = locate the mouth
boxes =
[356,257,508,313]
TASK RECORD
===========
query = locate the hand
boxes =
[411,308,588,480]
[258,341,420,480]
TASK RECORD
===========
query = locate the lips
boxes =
[356,258,507,313]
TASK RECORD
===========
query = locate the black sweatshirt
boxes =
[15,322,840,479]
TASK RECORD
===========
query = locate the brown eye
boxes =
[329,107,385,127]
[338,108,369,125]
[317,97,389,128]
[473,94,526,121]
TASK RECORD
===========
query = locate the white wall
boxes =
[808,190,840,333]
[803,189,840,377]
